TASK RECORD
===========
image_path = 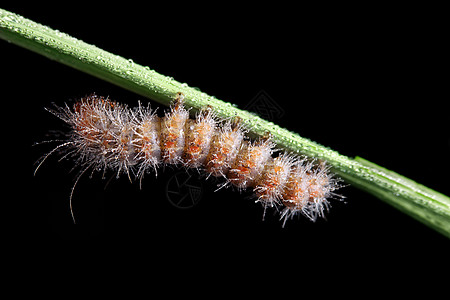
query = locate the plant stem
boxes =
[1,8,449,237]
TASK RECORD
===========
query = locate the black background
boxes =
[3,4,449,275]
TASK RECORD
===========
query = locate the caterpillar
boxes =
[35,92,343,226]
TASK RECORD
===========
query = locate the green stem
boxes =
[2,8,449,237]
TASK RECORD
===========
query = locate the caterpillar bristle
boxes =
[160,94,190,164]
[204,117,245,178]
[182,105,217,169]
[36,92,343,225]
[254,152,297,209]
[132,101,161,181]
[227,136,275,190]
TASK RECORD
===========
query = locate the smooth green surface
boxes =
[1,8,449,237]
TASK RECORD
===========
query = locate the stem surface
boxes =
[1,8,449,237]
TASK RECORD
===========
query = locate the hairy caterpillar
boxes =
[35,92,343,226]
